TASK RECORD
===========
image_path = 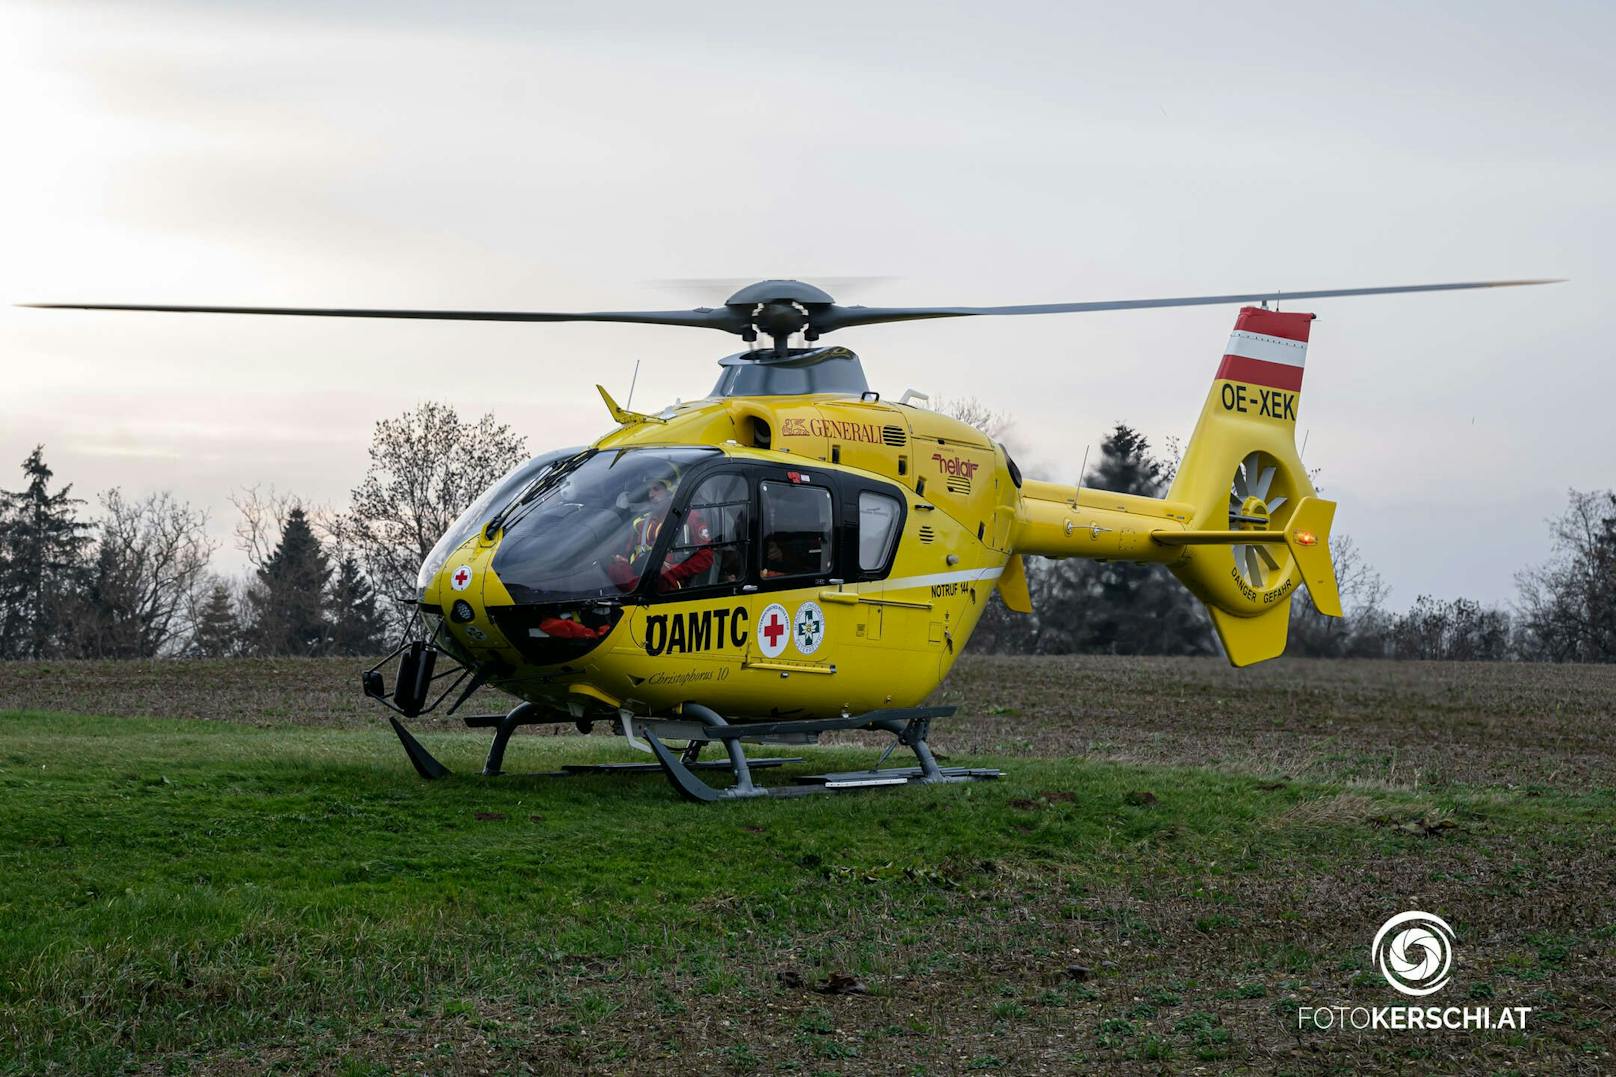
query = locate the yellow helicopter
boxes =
[29,277,1557,799]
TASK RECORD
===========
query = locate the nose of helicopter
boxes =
[423,539,509,652]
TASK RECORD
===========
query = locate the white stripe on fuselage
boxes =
[1225,329,1307,367]
[878,566,1005,592]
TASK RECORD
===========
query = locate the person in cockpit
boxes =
[608,464,714,592]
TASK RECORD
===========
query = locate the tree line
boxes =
[0,403,524,660]
[1,403,1609,662]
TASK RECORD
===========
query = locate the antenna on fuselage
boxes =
[626,359,641,410]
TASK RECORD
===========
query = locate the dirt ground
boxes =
[3,654,1612,791]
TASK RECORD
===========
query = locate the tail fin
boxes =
[1163,307,1341,665]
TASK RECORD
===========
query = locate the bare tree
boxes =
[1288,535,1389,657]
[1386,595,1513,661]
[329,401,528,609]
[230,485,305,571]
[934,396,1012,442]
[1515,489,1616,662]
[72,490,215,658]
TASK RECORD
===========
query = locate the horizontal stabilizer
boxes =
[1152,496,1341,617]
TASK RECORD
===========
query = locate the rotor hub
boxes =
[1228,452,1290,589]
[749,299,813,342]
[722,281,836,352]
[1236,495,1271,530]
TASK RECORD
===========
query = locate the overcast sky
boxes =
[2,0,1610,607]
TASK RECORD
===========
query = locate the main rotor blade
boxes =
[19,301,751,333]
[23,277,1565,342]
[813,278,1563,332]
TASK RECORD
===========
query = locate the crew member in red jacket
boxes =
[609,470,714,592]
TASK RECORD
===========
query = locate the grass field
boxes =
[1,656,1613,1074]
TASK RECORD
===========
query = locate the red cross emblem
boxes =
[758,602,790,657]
[451,564,473,591]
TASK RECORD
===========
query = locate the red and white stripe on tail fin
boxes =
[1214,307,1314,393]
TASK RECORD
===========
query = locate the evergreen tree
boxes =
[0,447,91,659]
[328,555,387,656]
[1035,425,1214,656]
[191,582,241,658]
[247,506,332,655]
[74,538,140,658]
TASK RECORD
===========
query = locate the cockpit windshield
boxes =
[492,447,719,604]
[416,446,583,593]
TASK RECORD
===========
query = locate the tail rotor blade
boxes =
[1245,546,1266,589]
[1255,466,1277,501]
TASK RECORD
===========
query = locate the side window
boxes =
[857,491,901,572]
[760,481,833,580]
[657,473,749,592]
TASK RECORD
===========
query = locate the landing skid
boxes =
[384,702,1000,801]
[640,704,999,801]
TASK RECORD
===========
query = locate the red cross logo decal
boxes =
[451,564,473,591]
[757,602,790,657]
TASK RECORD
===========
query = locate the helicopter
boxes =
[28,276,1559,799]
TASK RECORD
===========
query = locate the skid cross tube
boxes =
[481,702,539,776]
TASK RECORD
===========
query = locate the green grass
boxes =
[1,708,1613,1074]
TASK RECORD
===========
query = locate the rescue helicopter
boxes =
[28,276,1558,799]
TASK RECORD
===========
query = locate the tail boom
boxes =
[1005,305,1343,667]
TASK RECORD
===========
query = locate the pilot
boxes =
[609,465,715,592]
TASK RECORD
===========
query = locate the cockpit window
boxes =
[491,447,719,603]
[759,481,833,579]
[416,446,582,592]
[654,472,749,593]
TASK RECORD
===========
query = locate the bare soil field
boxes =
[4,654,1612,790]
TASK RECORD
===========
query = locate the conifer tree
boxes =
[191,582,241,658]
[328,555,387,656]
[247,506,332,655]
[0,447,91,659]
[1035,425,1214,655]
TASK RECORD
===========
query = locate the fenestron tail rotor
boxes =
[1229,451,1289,589]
